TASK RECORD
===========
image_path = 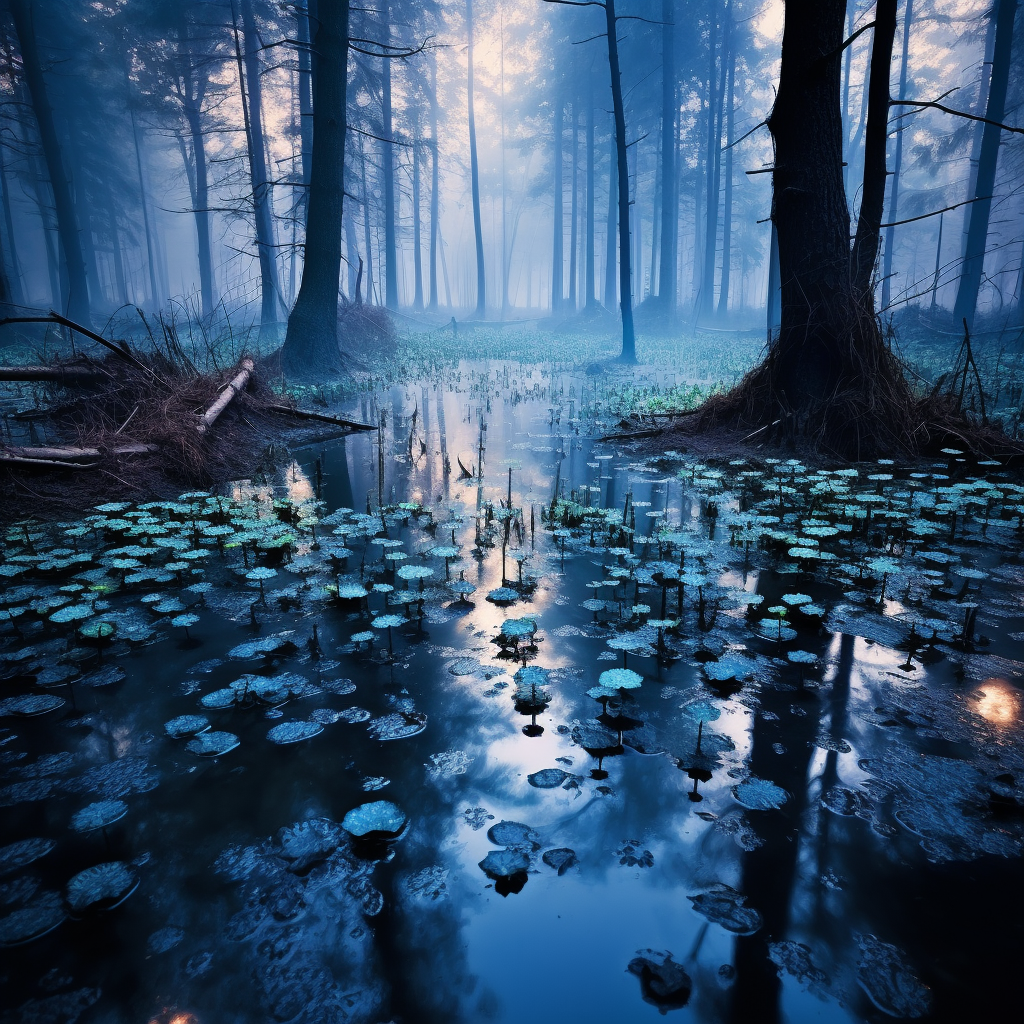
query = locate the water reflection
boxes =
[974,678,1021,727]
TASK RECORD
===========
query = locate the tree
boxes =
[953,0,1017,329]
[280,0,350,376]
[656,0,676,310]
[551,90,565,313]
[9,0,91,324]
[466,0,486,317]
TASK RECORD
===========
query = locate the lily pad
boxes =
[627,949,693,1012]
[164,714,211,739]
[65,861,138,914]
[342,800,407,840]
[0,896,65,946]
[267,721,323,745]
[69,800,128,833]
[367,711,427,741]
[185,731,240,756]
[0,694,65,717]
[733,778,789,810]
[689,883,762,935]
[528,768,571,789]
[542,848,578,875]
[0,838,56,876]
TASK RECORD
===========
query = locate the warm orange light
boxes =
[974,678,1021,728]
[147,1012,198,1024]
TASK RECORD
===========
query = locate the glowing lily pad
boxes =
[164,715,211,739]
[267,721,323,745]
[342,800,407,840]
[689,883,762,935]
[69,800,128,833]
[0,898,65,946]
[367,711,427,741]
[733,778,789,810]
[0,694,65,717]
[65,861,138,914]
[0,838,56,876]
[528,769,571,789]
[186,731,240,756]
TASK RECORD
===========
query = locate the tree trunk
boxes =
[841,1,855,200]
[606,0,635,361]
[0,135,23,305]
[183,104,215,317]
[770,0,856,405]
[698,9,719,320]
[585,88,596,309]
[953,0,1016,330]
[880,0,913,310]
[235,0,281,337]
[960,10,997,264]
[657,0,677,309]
[551,90,564,313]
[851,0,897,305]
[10,0,90,324]
[717,21,736,320]
[280,0,350,377]
[428,54,441,312]
[569,96,579,310]
[604,128,617,311]
[929,210,944,312]
[467,0,486,317]
[296,0,314,221]
[413,125,424,311]
[359,134,375,304]
[381,5,399,310]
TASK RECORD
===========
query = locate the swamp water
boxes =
[1,361,1022,1024]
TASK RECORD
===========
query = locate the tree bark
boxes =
[960,10,997,264]
[657,0,677,309]
[606,0,635,361]
[281,0,350,377]
[851,0,897,305]
[768,0,854,404]
[10,0,90,324]
[467,0,486,317]
[0,134,22,305]
[953,0,1016,330]
[880,0,913,310]
[296,0,314,221]
[551,90,564,313]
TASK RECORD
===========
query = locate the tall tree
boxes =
[604,128,617,311]
[9,0,91,324]
[466,0,486,316]
[233,0,281,337]
[880,0,914,310]
[657,0,676,309]
[281,0,350,375]
[585,85,596,308]
[717,17,736,319]
[427,50,441,311]
[551,91,565,313]
[953,0,1017,329]
[700,3,726,321]
[381,3,399,310]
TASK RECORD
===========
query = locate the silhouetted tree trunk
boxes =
[717,23,736,319]
[281,0,349,376]
[569,95,579,310]
[953,0,1016,330]
[359,134,375,303]
[10,0,90,323]
[606,0,635,361]
[698,8,719,320]
[0,135,23,305]
[427,53,441,311]
[381,4,399,310]
[851,0,897,304]
[585,86,596,308]
[604,129,617,311]
[296,0,314,219]
[841,1,855,200]
[880,0,914,310]
[657,0,677,308]
[960,10,997,266]
[413,125,424,311]
[235,0,281,337]
[551,90,564,313]
[467,0,486,316]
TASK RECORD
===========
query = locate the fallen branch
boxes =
[0,312,154,375]
[266,403,376,431]
[0,364,106,383]
[1,443,155,461]
[197,358,254,434]
[599,427,664,441]
[0,454,98,469]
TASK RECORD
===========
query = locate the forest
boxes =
[0,1,1022,1023]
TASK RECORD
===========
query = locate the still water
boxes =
[1,362,1021,1024]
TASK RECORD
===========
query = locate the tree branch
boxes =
[890,98,1024,135]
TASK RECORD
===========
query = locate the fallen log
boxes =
[0,454,98,469]
[598,428,664,441]
[197,358,254,434]
[1,443,155,461]
[266,403,376,431]
[0,365,106,383]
